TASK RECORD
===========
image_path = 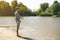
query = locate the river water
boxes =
[0,16,60,40]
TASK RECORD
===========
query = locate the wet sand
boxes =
[19,26,60,40]
[0,26,60,40]
[0,27,25,40]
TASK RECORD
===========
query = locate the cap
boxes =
[15,6,19,10]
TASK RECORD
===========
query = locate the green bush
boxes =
[56,12,60,17]
[40,12,53,16]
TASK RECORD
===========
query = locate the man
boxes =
[14,7,21,37]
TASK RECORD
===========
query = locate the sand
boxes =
[0,27,25,40]
[0,26,60,40]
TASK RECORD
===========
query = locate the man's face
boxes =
[17,9,20,12]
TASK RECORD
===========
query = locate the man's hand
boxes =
[20,16,24,20]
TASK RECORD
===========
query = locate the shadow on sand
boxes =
[18,36,35,40]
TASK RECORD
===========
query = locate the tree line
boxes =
[0,0,60,17]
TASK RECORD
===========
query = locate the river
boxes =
[0,16,60,40]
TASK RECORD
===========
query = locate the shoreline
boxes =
[0,27,25,40]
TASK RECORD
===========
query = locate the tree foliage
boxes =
[40,3,49,12]
[0,1,12,16]
[38,1,60,16]
[0,0,60,16]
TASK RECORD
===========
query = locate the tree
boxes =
[18,2,36,16]
[48,1,60,15]
[38,3,50,16]
[0,1,12,16]
[40,3,49,12]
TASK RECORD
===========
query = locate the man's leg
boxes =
[17,23,20,37]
